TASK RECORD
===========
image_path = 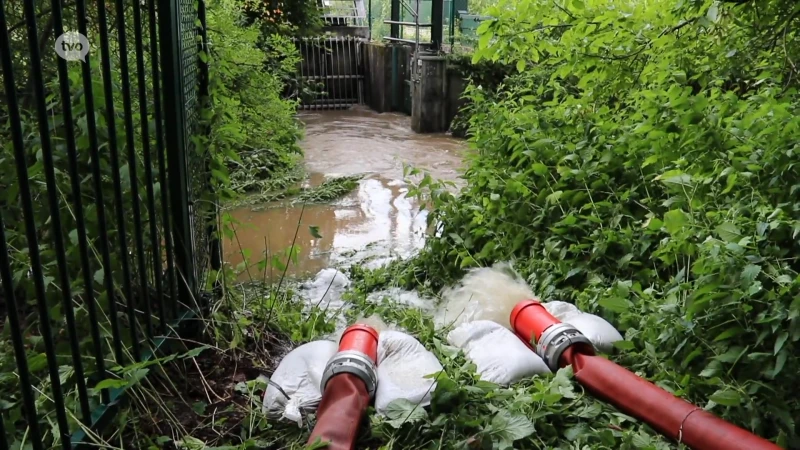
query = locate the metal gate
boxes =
[0,0,211,447]
[295,36,365,110]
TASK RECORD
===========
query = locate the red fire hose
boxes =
[510,300,781,450]
[307,324,379,450]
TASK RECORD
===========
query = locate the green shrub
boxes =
[410,0,800,445]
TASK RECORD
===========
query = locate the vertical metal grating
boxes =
[295,36,366,110]
[180,0,199,130]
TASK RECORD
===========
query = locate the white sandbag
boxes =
[542,301,622,352]
[542,300,583,322]
[447,320,550,385]
[262,340,338,424]
[375,330,443,415]
[564,313,623,353]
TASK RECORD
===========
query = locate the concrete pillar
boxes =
[364,43,392,113]
[411,55,448,133]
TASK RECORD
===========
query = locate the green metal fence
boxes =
[0,0,211,446]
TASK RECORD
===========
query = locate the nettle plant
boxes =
[409,0,799,446]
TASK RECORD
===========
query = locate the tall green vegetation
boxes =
[404,0,799,446]
[205,0,304,196]
[0,0,302,447]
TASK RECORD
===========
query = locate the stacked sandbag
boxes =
[262,340,338,424]
[543,301,623,353]
[447,320,551,385]
[374,330,443,415]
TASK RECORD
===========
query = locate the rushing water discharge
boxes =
[224,107,466,290]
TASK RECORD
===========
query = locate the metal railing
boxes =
[0,0,211,447]
[321,0,369,27]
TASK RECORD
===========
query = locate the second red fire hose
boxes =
[510,300,781,450]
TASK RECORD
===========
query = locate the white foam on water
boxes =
[434,262,536,330]
[299,268,350,312]
[367,287,435,310]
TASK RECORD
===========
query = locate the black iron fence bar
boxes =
[357,39,364,104]
[0,2,71,447]
[160,0,197,311]
[349,37,356,104]
[298,38,305,105]
[149,0,178,323]
[198,0,220,284]
[47,0,104,422]
[338,38,347,107]
[96,0,142,362]
[339,37,353,103]
[0,32,45,436]
[310,38,318,109]
[21,0,90,443]
[346,37,352,105]
[328,38,335,109]
[336,38,343,108]
[318,38,323,109]
[323,38,330,108]
[0,413,6,450]
[133,0,165,336]
[0,221,42,450]
[115,0,155,341]
[77,0,124,367]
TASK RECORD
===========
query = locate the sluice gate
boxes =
[289,0,488,130]
[294,37,365,110]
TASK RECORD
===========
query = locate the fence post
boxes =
[431,0,443,51]
[158,0,197,308]
[390,0,399,38]
[198,0,222,302]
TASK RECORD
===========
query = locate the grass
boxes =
[115,251,682,450]
[224,174,363,211]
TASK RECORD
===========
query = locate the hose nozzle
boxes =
[510,300,594,372]
[321,324,379,399]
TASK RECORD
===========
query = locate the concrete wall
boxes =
[412,56,448,133]
[363,42,413,114]
[363,43,392,112]
[445,68,468,131]
[362,42,469,134]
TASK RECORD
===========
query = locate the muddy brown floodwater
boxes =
[224,107,466,282]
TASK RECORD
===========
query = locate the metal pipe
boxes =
[449,0,455,49]
[414,0,420,83]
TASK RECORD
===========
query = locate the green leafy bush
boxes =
[409,0,800,446]
[204,0,303,196]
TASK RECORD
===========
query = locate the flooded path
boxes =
[224,107,465,282]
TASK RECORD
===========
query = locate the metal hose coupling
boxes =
[510,300,595,372]
[320,324,379,399]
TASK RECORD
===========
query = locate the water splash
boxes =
[434,262,537,330]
